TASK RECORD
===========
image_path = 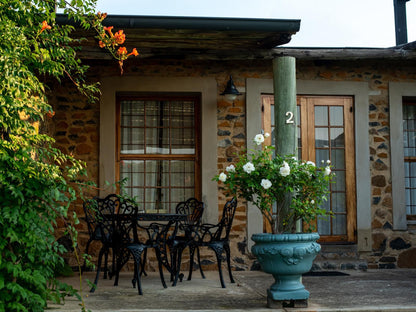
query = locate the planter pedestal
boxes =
[251,233,320,308]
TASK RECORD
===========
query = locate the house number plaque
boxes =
[285,111,294,124]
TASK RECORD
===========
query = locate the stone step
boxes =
[312,259,368,271]
[312,244,368,271]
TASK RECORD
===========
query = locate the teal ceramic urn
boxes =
[251,233,320,304]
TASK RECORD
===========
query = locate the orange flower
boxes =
[114,30,126,45]
[97,12,108,21]
[47,111,55,118]
[103,26,114,37]
[117,47,127,56]
[128,48,139,57]
[99,40,105,48]
[40,20,51,34]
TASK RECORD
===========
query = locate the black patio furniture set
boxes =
[82,194,237,294]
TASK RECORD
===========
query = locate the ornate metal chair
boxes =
[112,200,169,295]
[88,194,119,292]
[191,197,237,288]
[82,195,118,278]
[169,198,205,286]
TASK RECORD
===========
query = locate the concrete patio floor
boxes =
[47,269,416,312]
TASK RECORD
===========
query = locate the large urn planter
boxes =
[251,232,321,308]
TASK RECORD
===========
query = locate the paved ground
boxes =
[47,269,416,312]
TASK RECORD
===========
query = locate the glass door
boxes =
[262,95,356,243]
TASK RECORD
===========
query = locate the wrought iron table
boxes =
[90,211,187,294]
[110,212,188,294]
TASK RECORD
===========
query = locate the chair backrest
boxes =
[212,197,237,241]
[83,196,117,241]
[83,198,101,239]
[115,196,139,244]
[176,198,204,228]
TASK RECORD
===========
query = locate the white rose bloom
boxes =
[254,134,265,145]
[261,179,272,189]
[327,160,331,164]
[264,132,270,138]
[306,161,316,167]
[226,164,235,172]
[243,162,255,174]
[311,200,315,204]
[280,162,290,177]
[324,166,331,176]
[218,172,227,182]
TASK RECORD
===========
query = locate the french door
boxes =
[262,95,356,243]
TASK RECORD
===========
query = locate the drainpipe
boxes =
[394,0,410,45]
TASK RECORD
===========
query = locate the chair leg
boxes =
[155,250,167,289]
[126,245,145,295]
[103,249,109,279]
[196,246,205,279]
[173,246,184,286]
[90,247,105,293]
[187,244,195,281]
[140,249,148,277]
[170,247,177,283]
[211,246,226,288]
[109,248,116,279]
[224,243,235,283]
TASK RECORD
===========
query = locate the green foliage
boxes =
[214,133,334,234]
[0,1,102,311]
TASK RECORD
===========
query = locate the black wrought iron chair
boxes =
[82,195,118,278]
[88,194,119,292]
[112,200,169,295]
[191,197,237,288]
[169,198,205,286]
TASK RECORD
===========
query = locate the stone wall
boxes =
[48,57,416,270]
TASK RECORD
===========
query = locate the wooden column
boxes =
[273,56,298,232]
[273,56,297,156]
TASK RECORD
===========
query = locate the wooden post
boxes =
[273,56,298,232]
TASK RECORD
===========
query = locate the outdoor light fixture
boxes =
[221,75,241,102]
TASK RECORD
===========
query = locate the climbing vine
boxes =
[0,1,138,311]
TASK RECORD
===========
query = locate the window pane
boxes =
[317,216,331,235]
[333,171,346,192]
[403,102,416,159]
[331,128,345,147]
[315,128,329,147]
[330,106,344,126]
[316,149,330,165]
[331,149,345,170]
[171,127,195,154]
[333,214,347,235]
[315,106,328,126]
[146,127,170,154]
[146,101,170,127]
[332,193,346,213]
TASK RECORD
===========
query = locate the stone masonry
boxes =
[48,57,416,270]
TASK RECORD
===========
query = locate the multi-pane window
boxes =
[403,99,416,218]
[117,95,201,213]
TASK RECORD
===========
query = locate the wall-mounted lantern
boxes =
[220,75,241,102]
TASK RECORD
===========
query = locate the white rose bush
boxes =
[214,133,334,233]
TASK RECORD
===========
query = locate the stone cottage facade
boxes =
[50,15,416,271]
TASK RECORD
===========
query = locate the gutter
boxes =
[55,14,300,33]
